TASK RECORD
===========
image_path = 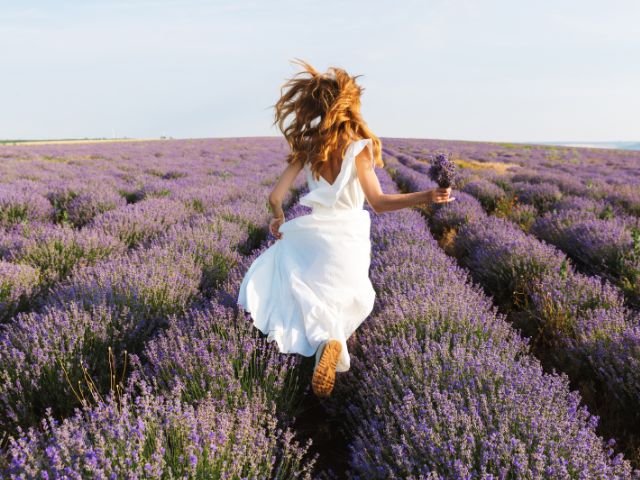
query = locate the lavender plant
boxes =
[138,300,303,416]
[574,311,640,409]
[66,188,127,227]
[87,197,193,248]
[431,192,487,235]
[527,266,626,341]
[0,187,55,228]
[454,216,567,304]
[148,217,246,293]
[44,178,91,216]
[532,211,640,306]
[0,302,134,432]
[528,271,640,412]
[553,195,618,219]
[507,203,538,231]
[45,245,203,322]
[3,222,127,283]
[608,188,640,217]
[0,261,39,322]
[462,179,505,211]
[512,181,563,213]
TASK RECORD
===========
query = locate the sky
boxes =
[1,0,639,143]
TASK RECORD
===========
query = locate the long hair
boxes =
[272,59,383,181]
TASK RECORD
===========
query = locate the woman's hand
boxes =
[270,213,285,240]
[427,187,454,204]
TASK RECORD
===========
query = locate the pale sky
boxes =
[1,0,639,142]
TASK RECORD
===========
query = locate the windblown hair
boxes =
[273,59,383,180]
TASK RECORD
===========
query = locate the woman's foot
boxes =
[312,340,342,398]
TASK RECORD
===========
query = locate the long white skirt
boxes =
[237,208,376,372]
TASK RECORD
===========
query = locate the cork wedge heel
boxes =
[312,340,342,398]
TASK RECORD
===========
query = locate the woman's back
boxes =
[301,138,373,215]
[317,134,356,186]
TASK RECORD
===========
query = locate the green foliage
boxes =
[560,260,568,281]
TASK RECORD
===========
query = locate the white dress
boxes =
[237,138,376,372]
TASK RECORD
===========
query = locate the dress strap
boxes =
[351,138,373,163]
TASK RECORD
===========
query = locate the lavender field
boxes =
[1,137,639,478]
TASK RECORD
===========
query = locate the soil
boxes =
[294,391,353,478]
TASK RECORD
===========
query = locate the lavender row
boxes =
[456,215,640,410]
[330,170,636,478]
[392,148,640,309]
[530,211,640,307]
[450,175,640,309]
[381,138,640,217]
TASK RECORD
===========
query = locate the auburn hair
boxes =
[272,59,383,181]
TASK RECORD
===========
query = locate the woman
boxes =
[238,59,452,398]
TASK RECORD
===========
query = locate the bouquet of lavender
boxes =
[428,152,457,188]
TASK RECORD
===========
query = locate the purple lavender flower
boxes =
[4,222,127,283]
[431,191,487,235]
[531,210,639,304]
[45,245,203,321]
[148,215,248,293]
[427,152,457,188]
[66,188,127,227]
[512,181,563,213]
[0,302,134,430]
[0,187,55,228]
[4,387,315,478]
[608,187,640,217]
[87,197,193,248]
[463,179,506,211]
[454,216,567,303]
[140,299,302,415]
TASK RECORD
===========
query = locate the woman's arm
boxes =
[268,158,304,217]
[268,158,304,239]
[355,143,453,213]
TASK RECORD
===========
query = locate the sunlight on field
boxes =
[452,158,519,174]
